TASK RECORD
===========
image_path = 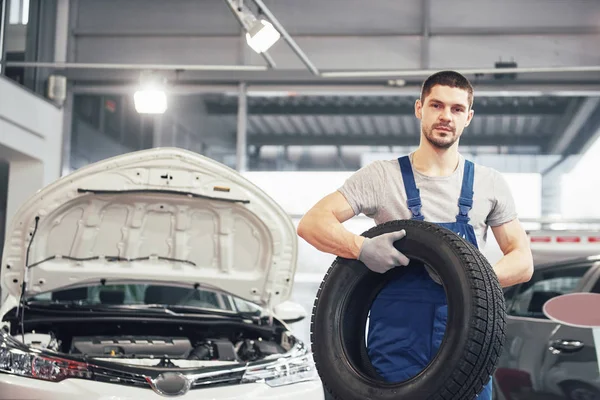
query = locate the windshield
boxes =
[27,283,262,315]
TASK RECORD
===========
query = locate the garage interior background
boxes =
[1,0,600,344]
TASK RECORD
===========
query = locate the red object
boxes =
[530,236,552,243]
[556,236,581,243]
[543,293,600,328]
[494,368,533,399]
[589,236,600,243]
[105,99,117,113]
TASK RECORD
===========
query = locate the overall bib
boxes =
[366,155,493,399]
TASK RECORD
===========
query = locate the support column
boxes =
[54,0,69,63]
[0,0,8,75]
[60,90,73,174]
[236,82,247,172]
[56,0,72,174]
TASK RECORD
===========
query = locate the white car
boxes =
[0,148,326,400]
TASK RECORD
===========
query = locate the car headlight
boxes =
[241,353,319,387]
[0,341,92,382]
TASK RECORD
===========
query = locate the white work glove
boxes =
[357,230,410,273]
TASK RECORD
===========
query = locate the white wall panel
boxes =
[0,76,63,231]
[561,133,600,218]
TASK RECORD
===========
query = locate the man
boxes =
[297,70,534,399]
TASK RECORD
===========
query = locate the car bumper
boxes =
[0,374,325,400]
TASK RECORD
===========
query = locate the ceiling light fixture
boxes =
[245,18,281,54]
[227,0,281,54]
[134,72,168,114]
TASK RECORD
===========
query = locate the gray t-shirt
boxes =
[338,153,517,249]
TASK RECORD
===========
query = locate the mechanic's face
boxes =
[415,85,474,150]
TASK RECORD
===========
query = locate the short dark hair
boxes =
[420,70,474,108]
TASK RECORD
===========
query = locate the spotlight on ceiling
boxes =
[245,18,281,54]
[134,73,168,114]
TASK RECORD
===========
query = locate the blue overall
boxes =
[366,155,492,399]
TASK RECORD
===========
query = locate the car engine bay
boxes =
[11,318,295,367]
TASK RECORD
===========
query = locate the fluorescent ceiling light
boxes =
[134,88,167,114]
[245,19,280,53]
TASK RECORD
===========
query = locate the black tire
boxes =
[310,219,506,400]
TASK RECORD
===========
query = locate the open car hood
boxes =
[1,148,297,307]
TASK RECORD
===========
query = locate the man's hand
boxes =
[358,230,410,273]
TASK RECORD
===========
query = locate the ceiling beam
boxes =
[206,101,567,116]
[546,97,600,154]
[70,26,600,38]
[55,66,600,85]
[71,82,600,97]
[248,134,544,147]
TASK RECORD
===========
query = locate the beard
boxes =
[422,123,459,149]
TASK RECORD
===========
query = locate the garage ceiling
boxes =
[63,0,600,86]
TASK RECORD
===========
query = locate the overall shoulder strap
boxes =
[398,155,425,221]
[456,160,475,223]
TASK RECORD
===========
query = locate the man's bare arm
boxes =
[491,219,534,287]
[297,191,365,259]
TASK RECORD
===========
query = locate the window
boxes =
[28,284,255,314]
[221,295,234,311]
[8,0,29,25]
[592,277,600,294]
[189,290,220,309]
[102,96,123,141]
[503,285,520,304]
[507,265,590,319]
[74,95,101,128]
[233,297,262,314]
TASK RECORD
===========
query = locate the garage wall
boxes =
[561,132,600,218]
[0,76,63,232]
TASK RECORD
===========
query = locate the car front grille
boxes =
[91,367,150,388]
[190,369,245,389]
